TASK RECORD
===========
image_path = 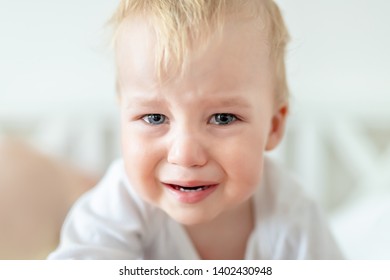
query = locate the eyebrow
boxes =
[126,96,251,109]
[122,84,253,108]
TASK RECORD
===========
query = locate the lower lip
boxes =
[163,184,218,204]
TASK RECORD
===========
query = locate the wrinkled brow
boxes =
[125,95,252,109]
[209,97,251,108]
[124,96,166,108]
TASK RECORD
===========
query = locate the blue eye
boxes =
[142,114,167,125]
[210,113,237,125]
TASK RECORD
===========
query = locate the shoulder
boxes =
[72,158,166,237]
[49,159,165,259]
[250,156,343,259]
[257,157,313,217]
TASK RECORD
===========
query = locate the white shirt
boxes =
[48,157,343,259]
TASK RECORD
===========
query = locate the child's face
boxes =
[116,17,287,225]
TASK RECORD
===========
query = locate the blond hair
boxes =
[110,0,290,102]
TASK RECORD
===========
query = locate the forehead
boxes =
[115,16,274,97]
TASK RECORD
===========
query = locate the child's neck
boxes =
[185,199,254,260]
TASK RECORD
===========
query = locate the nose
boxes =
[167,131,208,168]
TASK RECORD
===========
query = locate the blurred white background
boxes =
[1,0,389,259]
[275,0,390,259]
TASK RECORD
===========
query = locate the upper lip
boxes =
[162,180,219,187]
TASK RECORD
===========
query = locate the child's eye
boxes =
[142,114,167,125]
[209,113,238,125]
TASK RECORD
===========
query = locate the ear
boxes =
[265,103,288,151]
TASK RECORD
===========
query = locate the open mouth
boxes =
[168,184,213,192]
[163,182,218,203]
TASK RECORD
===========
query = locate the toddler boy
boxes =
[49,0,342,259]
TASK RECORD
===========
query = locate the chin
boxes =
[165,208,219,226]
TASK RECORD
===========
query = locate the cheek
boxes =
[230,147,264,185]
[121,128,162,199]
[121,130,150,167]
[221,129,267,187]
[121,120,163,167]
